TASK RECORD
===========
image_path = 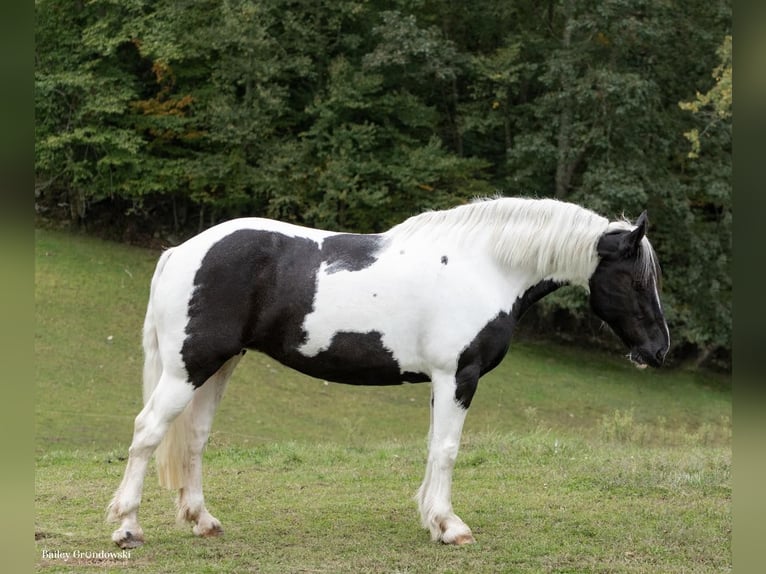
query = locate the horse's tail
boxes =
[141,248,189,490]
[141,248,172,405]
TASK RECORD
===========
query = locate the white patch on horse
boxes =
[652,275,670,356]
[297,237,535,378]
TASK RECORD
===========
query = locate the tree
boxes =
[34,0,732,368]
[35,0,144,222]
[672,34,732,366]
[679,35,732,159]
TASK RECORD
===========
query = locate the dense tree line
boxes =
[35,0,731,369]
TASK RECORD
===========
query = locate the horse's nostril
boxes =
[656,348,666,364]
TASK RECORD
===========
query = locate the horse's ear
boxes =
[634,211,649,232]
[619,211,648,257]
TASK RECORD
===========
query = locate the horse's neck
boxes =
[494,234,598,288]
[386,199,607,287]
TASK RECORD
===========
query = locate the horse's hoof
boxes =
[112,528,144,549]
[193,521,223,538]
[451,532,476,545]
[440,521,475,545]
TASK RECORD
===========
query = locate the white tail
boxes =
[141,248,191,490]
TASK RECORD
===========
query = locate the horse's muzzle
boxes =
[629,345,667,369]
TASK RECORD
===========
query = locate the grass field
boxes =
[34,228,731,572]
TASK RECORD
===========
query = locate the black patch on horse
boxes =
[181,229,414,388]
[323,234,384,274]
[182,229,323,388]
[289,331,429,386]
[454,279,561,408]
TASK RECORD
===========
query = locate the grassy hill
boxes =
[34,228,731,573]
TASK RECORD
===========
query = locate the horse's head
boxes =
[589,212,670,369]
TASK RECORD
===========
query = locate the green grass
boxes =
[35,228,731,572]
[36,437,729,573]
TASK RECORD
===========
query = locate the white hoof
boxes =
[112,527,144,549]
[439,518,475,545]
[192,516,223,537]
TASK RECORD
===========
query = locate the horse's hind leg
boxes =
[107,370,194,548]
[176,355,241,537]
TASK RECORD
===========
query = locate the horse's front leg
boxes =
[416,369,477,545]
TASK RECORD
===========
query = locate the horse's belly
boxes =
[262,330,430,386]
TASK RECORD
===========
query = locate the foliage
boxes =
[35,0,731,367]
[679,35,732,159]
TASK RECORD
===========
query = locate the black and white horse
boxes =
[107,197,669,548]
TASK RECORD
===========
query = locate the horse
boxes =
[106,196,669,548]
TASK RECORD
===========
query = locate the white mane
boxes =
[386,197,655,288]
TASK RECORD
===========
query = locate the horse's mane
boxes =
[386,197,658,288]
